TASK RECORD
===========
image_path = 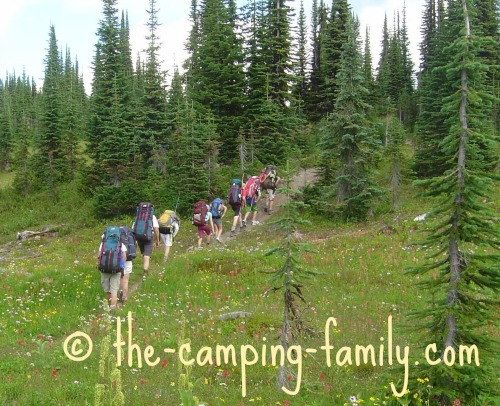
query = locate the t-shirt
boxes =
[205,205,212,223]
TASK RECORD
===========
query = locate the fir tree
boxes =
[409,1,499,402]
[317,13,381,220]
[36,25,64,199]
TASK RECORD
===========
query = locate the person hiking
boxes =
[97,227,127,312]
[242,175,261,226]
[193,201,213,249]
[132,202,160,280]
[118,226,137,308]
[158,209,180,262]
[210,197,227,242]
[227,178,243,235]
[259,165,280,214]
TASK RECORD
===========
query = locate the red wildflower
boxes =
[222,369,229,379]
[52,369,57,377]
[319,373,325,381]
[283,400,290,406]
[140,379,145,386]
[325,384,331,392]
[161,358,168,368]
[452,399,461,406]
[37,333,44,340]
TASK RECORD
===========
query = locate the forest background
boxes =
[0,0,498,405]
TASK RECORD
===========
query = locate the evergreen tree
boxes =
[35,25,64,199]
[320,0,351,115]
[10,73,37,196]
[0,80,13,170]
[163,75,215,214]
[290,0,308,113]
[87,0,138,217]
[409,1,499,402]
[317,13,381,220]
[185,0,245,164]
[139,0,169,172]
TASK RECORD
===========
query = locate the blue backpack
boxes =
[210,198,223,218]
[98,226,124,274]
[132,202,154,241]
[119,226,137,261]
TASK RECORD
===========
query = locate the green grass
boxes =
[0,176,498,405]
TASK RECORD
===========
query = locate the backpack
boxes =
[210,198,224,218]
[261,165,278,189]
[158,210,178,234]
[228,181,242,206]
[132,202,154,241]
[119,226,137,261]
[192,201,208,226]
[242,176,260,200]
[98,226,123,274]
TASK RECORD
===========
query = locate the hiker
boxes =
[118,226,137,307]
[158,209,180,262]
[192,200,213,248]
[132,202,160,279]
[242,175,261,226]
[97,226,127,311]
[227,178,243,234]
[210,197,227,242]
[259,165,280,214]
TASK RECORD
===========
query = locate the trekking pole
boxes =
[174,192,180,213]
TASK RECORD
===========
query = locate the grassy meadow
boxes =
[0,174,498,406]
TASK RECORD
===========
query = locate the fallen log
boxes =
[16,225,64,241]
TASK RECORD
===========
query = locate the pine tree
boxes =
[409,1,500,402]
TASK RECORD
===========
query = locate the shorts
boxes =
[197,225,211,238]
[266,188,276,201]
[230,203,241,216]
[161,233,173,247]
[245,198,257,212]
[101,272,121,294]
[137,239,154,256]
[212,216,222,226]
[123,260,133,275]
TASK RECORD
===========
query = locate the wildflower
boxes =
[52,369,57,377]
[452,400,461,406]
[161,358,168,368]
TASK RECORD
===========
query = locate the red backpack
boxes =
[192,201,208,226]
[242,176,260,200]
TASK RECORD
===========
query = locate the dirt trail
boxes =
[126,168,317,299]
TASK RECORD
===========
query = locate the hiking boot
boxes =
[230,228,236,235]
[118,290,123,302]
[264,207,268,213]
[216,237,221,243]
[252,220,260,226]
[142,270,148,281]
[242,220,247,227]
[268,210,273,215]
